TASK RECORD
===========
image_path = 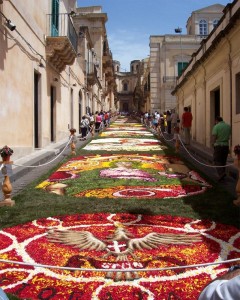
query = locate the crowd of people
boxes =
[141,108,193,146]
[79,110,112,140]
[140,108,232,183]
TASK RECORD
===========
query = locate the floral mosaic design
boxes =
[112,122,143,127]
[37,154,211,198]
[83,138,166,151]
[100,130,153,137]
[0,213,239,299]
[105,127,147,131]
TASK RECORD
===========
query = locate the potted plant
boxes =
[233,144,240,160]
[0,145,14,161]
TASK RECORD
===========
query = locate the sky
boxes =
[77,0,232,71]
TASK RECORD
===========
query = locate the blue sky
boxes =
[77,0,232,71]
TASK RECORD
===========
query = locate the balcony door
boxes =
[50,86,56,142]
[51,0,59,36]
[34,72,41,148]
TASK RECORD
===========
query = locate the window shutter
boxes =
[51,0,59,36]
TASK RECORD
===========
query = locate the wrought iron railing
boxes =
[46,13,78,53]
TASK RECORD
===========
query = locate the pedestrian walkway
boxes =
[149,124,238,198]
[0,132,91,198]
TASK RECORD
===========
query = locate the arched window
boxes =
[116,66,119,72]
[199,19,208,36]
[213,19,219,28]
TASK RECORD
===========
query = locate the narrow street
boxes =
[0,116,239,300]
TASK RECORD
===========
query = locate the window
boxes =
[51,0,59,36]
[213,19,219,28]
[236,73,240,114]
[199,19,208,36]
[123,82,128,91]
[178,62,188,76]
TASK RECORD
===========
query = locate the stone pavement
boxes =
[0,134,90,199]
[0,122,239,202]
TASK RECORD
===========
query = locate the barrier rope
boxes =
[157,127,175,142]
[0,257,239,273]
[158,127,234,169]
[178,135,234,168]
[12,136,73,168]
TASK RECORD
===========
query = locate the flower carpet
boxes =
[37,154,211,199]
[83,138,167,152]
[0,213,239,300]
[99,130,153,137]
[1,117,239,299]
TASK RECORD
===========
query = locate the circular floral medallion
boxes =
[0,213,239,299]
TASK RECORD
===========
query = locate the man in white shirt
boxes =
[198,266,240,300]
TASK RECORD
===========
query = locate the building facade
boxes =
[0,0,115,160]
[149,4,225,114]
[75,6,116,115]
[114,60,141,113]
[173,0,240,155]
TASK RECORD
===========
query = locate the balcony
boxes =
[86,62,101,88]
[46,13,78,72]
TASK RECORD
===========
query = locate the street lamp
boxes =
[174,27,183,75]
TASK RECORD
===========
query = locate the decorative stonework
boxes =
[46,37,76,72]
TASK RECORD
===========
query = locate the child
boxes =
[69,128,77,155]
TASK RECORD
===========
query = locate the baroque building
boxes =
[172,0,240,155]
[114,60,141,113]
[74,6,116,115]
[0,0,115,160]
[149,4,225,113]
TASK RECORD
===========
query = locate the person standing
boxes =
[89,113,95,136]
[181,106,193,145]
[166,110,172,134]
[80,116,89,140]
[198,266,240,300]
[163,112,167,133]
[212,116,231,181]
[171,109,179,133]
[95,112,102,133]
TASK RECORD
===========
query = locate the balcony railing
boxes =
[46,13,78,53]
[45,13,78,72]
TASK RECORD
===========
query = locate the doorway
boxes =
[122,102,128,112]
[78,91,82,133]
[50,86,56,142]
[210,88,220,140]
[34,72,41,148]
[70,88,73,129]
